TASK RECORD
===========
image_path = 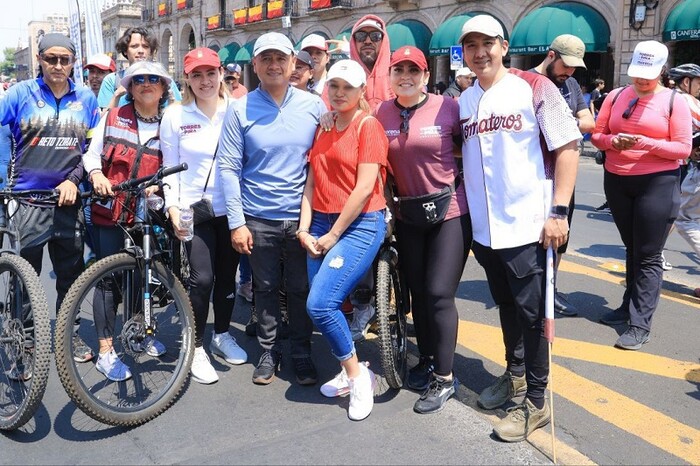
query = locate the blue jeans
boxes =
[246,216,312,357]
[306,210,385,361]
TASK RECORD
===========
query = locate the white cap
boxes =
[85,53,116,72]
[300,33,328,52]
[627,40,668,80]
[326,59,366,88]
[455,67,474,77]
[355,18,383,32]
[458,15,504,44]
[254,32,294,57]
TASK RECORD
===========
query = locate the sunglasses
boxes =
[400,109,411,134]
[622,97,639,119]
[353,31,383,43]
[41,55,75,66]
[132,75,163,85]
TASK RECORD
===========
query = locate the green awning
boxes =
[509,2,610,54]
[218,43,240,65]
[663,0,700,41]
[386,20,432,54]
[234,41,255,64]
[428,13,504,56]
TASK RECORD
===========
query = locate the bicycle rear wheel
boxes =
[0,254,51,430]
[375,245,408,389]
[55,253,194,427]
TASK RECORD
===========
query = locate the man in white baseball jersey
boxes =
[458,15,580,442]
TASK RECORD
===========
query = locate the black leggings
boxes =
[186,215,240,347]
[396,215,471,377]
[604,168,680,331]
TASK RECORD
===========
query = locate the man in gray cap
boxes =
[224,63,248,99]
[218,32,326,387]
[530,33,594,317]
[0,33,101,368]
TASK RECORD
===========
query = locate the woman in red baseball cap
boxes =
[160,47,247,385]
[375,46,471,414]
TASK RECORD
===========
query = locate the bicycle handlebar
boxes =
[113,163,188,193]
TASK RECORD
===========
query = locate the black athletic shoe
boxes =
[293,356,317,386]
[252,350,281,385]
[406,356,434,391]
[600,307,629,326]
[413,375,457,414]
[554,291,578,317]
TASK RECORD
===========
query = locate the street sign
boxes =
[450,46,463,70]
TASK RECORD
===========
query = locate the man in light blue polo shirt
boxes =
[218,32,326,387]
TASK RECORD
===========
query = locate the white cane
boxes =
[545,246,557,464]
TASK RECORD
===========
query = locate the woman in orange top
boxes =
[298,60,388,421]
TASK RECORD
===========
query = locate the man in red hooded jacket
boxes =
[349,15,395,110]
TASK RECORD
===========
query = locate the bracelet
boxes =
[295,227,310,238]
[550,205,570,217]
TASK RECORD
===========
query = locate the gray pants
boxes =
[675,163,700,260]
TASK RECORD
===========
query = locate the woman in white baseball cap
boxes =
[592,40,692,350]
[297,59,389,421]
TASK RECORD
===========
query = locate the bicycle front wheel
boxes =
[55,253,194,427]
[375,246,408,389]
[0,254,51,430]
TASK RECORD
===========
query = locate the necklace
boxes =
[134,107,162,123]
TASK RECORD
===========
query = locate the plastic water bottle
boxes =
[147,194,164,211]
[179,207,194,242]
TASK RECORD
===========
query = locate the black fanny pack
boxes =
[396,178,458,227]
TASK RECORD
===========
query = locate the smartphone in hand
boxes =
[617,133,638,140]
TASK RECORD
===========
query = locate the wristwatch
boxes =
[295,227,310,238]
[550,205,569,220]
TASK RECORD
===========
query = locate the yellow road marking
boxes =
[559,259,700,308]
[457,320,700,464]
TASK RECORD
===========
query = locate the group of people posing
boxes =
[0,11,694,443]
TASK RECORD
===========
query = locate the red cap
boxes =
[85,53,116,72]
[184,47,221,74]
[389,46,428,70]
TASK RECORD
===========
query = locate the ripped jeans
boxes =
[306,210,385,361]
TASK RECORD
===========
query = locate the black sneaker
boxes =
[73,334,94,363]
[406,356,434,391]
[413,375,457,414]
[292,356,317,385]
[600,307,629,326]
[554,291,578,316]
[615,326,650,350]
[252,350,280,385]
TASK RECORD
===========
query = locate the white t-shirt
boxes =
[459,68,580,249]
[160,98,230,217]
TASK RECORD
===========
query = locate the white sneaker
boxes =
[191,347,219,384]
[238,281,253,302]
[348,363,376,421]
[320,362,370,398]
[210,332,247,365]
[350,304,375,341]
[95,350,132,382]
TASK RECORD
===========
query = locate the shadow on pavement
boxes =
[0,402,52,442]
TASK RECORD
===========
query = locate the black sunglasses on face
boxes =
[622,97,639,119]
[41,55,75,66]
[132,75,162,85]
[354,31,383,43]
[400,109,411,134]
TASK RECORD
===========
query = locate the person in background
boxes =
[299,59,387,421]
[349,14,394,110]
[443,67,475,98]
[85,53,116,97]
[375,46,470,414]
[224,63,248,99]
[218,32,326,387]
[161,48,247,384]
[290,51,317,94]
[300,33,330,94]
[530,34,595,317]
[459,15,581,441]
[83,61,174,381]
[0,33,100,374]
[97,27,181,109]
[592,41,691,350]
[590,78,605,116]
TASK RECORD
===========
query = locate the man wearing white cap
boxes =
[458,15,581,442]
[85,53,116,97]
[300,33,330,94]
[443,67,475,98]
[530,34,595,317]
[218,32,326,388]
[224,63,248,99]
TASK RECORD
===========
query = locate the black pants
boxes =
[471,241,549,405]
[185,215,240,347]
[396,215,471,377]
[604,168,680,331]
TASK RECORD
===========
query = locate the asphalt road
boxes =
[2,151,698,465]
